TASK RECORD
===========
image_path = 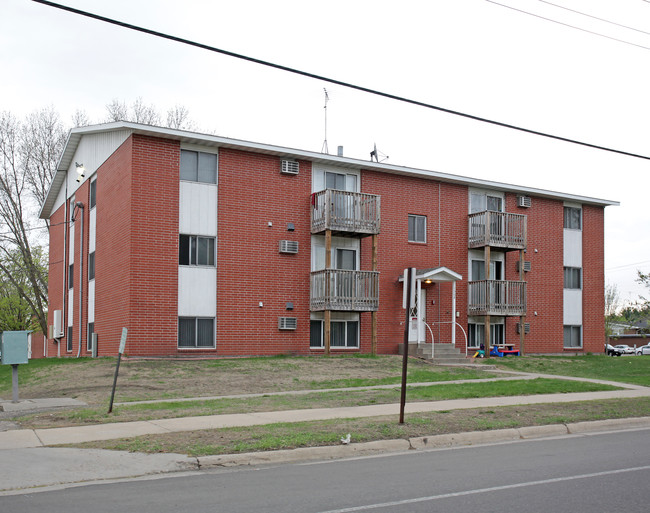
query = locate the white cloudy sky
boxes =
[1,0,649,306]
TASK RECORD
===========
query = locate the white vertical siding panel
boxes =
[178,267,217,316]
[179,182,218,236]
[53,130,132,213]
[563,229,582,267]
[563,289,582,325]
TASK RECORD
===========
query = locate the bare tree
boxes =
[166,104,195,130]
[131,97,160,125]
[20,107,67,214]
[604,282,621,336]
[105,98,128,122]
[0,110,56,335]
[71,109,91,128]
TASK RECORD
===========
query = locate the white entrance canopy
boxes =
[399,267,463,347]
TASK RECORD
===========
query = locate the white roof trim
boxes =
[40,121,619,219]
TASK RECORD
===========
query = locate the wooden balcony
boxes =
[311,189,380,236]
[310,269,379,312]
[467,280,527,316]
[468,211,527,250]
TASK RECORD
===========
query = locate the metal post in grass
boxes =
[400,268,415,424]
[108,328,128,414]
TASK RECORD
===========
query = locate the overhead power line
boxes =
[537,0,650,36]
[486,0,650,52]
[33,0,650,162]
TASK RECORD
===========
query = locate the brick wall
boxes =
[582,204,606,352]
[45,132,609,358]
[94,136,134,355]
[216,149,312,355]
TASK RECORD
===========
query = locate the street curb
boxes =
[196,417,650,469]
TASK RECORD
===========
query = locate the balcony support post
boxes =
[324,229,332,356]
[519,248,526,356]
[371,234,378,355]
[485,314,491,358]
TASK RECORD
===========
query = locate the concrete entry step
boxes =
[399,343,469,364]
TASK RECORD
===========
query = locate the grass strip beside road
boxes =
[483,354,650,386]
[18,378,619,429]
[69,396,650,457]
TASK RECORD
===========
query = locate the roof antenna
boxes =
[321,88,329,154]
[370,143,388,162]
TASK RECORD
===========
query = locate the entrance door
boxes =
[408,288,427,343]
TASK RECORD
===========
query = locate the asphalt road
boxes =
[5,428,649,512]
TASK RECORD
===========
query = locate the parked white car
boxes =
[636,344,650,355]
[614,344,635,354]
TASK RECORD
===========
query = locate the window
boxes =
[564,267,581,289]
[89,179,96,209]
[180,150,217,184]
[564,207,581,230]
[178,317,215,348]
[336,249,356,270]
[408,214,426,243]
[564,325,582,348]
[470,192,503,214]
[88,252,95,280]
[68,264,74,289]
[67,326,73,352]
[309,320,359,348]
[87,322,94,352]
[325,171,357,192]
[179,235,215,266]
[468,322,504,348]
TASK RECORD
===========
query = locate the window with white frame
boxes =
[468,322,504,348]
[563,267,581,289]
[563,325,582,348]
[408,214,426,243]
[87,322,94,352]
[180,150,217,184]
[89,179,96,209]
[88,252,95,281]
[563,206,581,230]
[310,319,359,348]
[470,191,503,214]
[178,317,215,348]
[179,235,215,266]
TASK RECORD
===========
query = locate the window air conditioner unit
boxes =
[516,260,532,272]
[278,317,298,330]
[516,322,531,334]
[518,195,532,208]
[279,240,299,254]
[281,160,299,175]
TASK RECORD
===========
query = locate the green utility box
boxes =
[1,331,30,365]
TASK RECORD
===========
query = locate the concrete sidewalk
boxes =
[1,373,650,495]
[2,386,650,450]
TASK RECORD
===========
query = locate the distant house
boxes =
[39,122,617,359]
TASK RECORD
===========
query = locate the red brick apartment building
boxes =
[39,122,617,359]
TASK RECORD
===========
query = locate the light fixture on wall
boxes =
[75,162,86,183]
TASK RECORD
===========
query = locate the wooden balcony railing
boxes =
[467,280,527,316]
[468,211,527,250]
[311,189,380,235]
[310,269,379,312]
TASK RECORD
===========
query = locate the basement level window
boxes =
[178,317,215,348]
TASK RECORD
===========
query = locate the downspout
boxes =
[58,180,69,358]
[74,202,85,358]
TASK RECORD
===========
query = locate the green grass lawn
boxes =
[484,354,650,386]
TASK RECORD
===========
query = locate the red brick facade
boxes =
[43,125,612,357]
